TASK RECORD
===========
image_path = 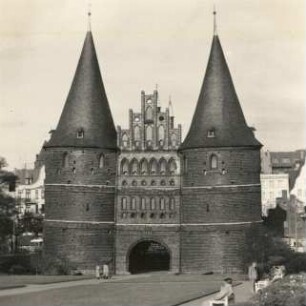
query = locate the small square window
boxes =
[77,129,84,139]
[207,129,215,138]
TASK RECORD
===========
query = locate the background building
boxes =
[284,163,306,252]
[260,149,305,216]
[260,173,289,216]
[270,150,305,190]
[13,165,45,216]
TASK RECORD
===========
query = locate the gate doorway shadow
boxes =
[128,240,170,274]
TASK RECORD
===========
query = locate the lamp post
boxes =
[300,213,306,253]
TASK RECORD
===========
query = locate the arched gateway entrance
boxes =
[128,240,170,274]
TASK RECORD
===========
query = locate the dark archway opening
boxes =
[128,240,170,274]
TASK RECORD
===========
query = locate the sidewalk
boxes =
[179,281,254,306]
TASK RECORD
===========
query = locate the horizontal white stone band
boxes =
[45,183,115,188]
[118,187,180,190]
[116,220,262,226]
[182,183,261,189]
[45,219,115,225]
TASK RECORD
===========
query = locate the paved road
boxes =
[0,273,224,306]
[180,281,254,306]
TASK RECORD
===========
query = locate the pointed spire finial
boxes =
[169,95,174,117]
[87,1,92,32]
[213,5,217,36]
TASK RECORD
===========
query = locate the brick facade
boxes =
[43,27,262,275]
[115,90,182,274]
[43,148,118,271]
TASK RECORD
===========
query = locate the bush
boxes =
[0,252,43,274]
[9,264,27,274]
[0,254,31,274]
[43,256,76,275]
[286,253,306,274]
[235,273,306,306]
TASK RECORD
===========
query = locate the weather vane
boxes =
[88,1,92,31]
[213,5,217,35]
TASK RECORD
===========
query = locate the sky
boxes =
[0,0,305,169]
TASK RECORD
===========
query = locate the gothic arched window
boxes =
[160,198,165,210]
[141,198,146,210]
[146,125,153,142]
[98,153,104,168]
[150,158,158,175]
[146,106,153,121]
[170,198,175,210]
[183,155,188,173]
[159,158,167,175]
[121,197,127,210]
[158,125,165,143]
[131,198,136,210]
[150,198,156,210]
[120,158,129,175]
[130,159,139,175]
[168,159,177,174]
[210,154,218,170]
[170,133,177,146]
[122,133,129,148]
[134,125,141,141]
[140,159,148,175]
[62,152,68,168]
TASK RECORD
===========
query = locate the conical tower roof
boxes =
[45,30,117,149]
[181,32,261,150]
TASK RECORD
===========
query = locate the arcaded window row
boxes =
[121,212,176,219]
[120,158,177,175]
[120,197,176,211]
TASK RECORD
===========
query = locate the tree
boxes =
[0,163,18,253]
[18,212,43,236]
[0,157,8,170]
[245,223,295,277]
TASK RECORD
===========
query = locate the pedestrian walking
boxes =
[248,262,258,292]
[95,265,101,280]
[102,263,109,279]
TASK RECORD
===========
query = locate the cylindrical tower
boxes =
[43,30,118,273]
[179,22,262,274]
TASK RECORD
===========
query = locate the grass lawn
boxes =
[0,275,93,290]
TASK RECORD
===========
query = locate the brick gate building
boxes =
[116,90,182,274]
[43,13,262,275]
